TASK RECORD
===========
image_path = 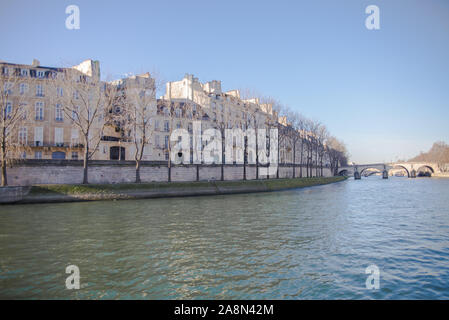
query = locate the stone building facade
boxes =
[0,58,124,161]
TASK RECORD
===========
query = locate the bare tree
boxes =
[316,124,329,177]
[0,70,30,186]
[52,70,117,184]
[115,73,157,183]
[326,136,348,175]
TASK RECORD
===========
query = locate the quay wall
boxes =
[5,160,333,186]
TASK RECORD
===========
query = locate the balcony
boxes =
[27,142,84,149]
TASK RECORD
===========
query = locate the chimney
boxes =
[32,59,40,67]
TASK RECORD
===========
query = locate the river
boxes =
[1,177,448,299]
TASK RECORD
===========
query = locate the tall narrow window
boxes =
[72,106,79,122]
[36,84,43,96]
[19,83,28,95]
[54,128,64,146]
[34,127,43,146]
[18,127,27,145]
[71,129,79,146]
[5,102,12,118]
[35,102,44,120]
[55,104,63,121]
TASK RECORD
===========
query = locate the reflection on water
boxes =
[1,177,449,299]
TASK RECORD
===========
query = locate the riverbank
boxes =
[0,176,347,204]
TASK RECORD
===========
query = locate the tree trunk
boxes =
[276,131,280,179]
[299,140,303,178]
[221,129,224,181]
[1,159,6,187]
[243,136,247,180]
[136,160,141,183]
[83,145,89,184]
[196,164,199,181]
[255,128,259,180]
[292,140,296,178]
[1,135,7,186]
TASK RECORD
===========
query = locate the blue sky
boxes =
[1,0,448,163]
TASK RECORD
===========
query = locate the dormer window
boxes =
[37,70,45,78]
[21,69,28,77]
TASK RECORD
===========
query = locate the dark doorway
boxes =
[110,146,126,160]
[52,151,66,159]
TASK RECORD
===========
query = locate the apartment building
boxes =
[0,59,124,161]
[1,59,294,164]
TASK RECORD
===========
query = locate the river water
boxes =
[0,177,448,299]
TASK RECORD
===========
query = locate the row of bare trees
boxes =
[1,67,348,186]
[238,93,349,181]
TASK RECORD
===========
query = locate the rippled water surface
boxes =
[1,177,449,299]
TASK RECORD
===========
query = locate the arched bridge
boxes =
[337,162,440,179]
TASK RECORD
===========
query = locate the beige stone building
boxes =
[2,59,292,163]
[0,59,124,161]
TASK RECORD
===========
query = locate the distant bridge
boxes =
[337,162,440,179]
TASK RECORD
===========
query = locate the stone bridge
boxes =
[337,162,441,179]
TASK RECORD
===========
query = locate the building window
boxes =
[21,69,28,77]
[18,127,27,145]
[154,119,160,130]
[55,104,63,121]
[165,151,169,161]
[35,151,42,159]
[20,104,27,120]
[176,122,181,129]
[73,90,79,100]
[71,152,78,160]
[34,127,43,146]
[35,102,44,120]
[5,102,12,118]
[72,106,79,122]
[71,129,79,146]
[36,84,44,97]
[54,128,64,146]
[164,135,169,149]
[21,151,27,159]
[37,70,45,78]
[4,82,12,94]
[19,83,28,95]
[2,67,9,75]
[164,121,169,132]
[57,87,63,97]
[155,135,160,148]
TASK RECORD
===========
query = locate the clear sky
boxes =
[1,0,448,163]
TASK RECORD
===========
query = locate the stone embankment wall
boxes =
[5,160,333,186]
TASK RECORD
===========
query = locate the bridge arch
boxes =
[338,169,349,176]
[359,167,382,177]
[416,165,434,177]
[389,165,410,178]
